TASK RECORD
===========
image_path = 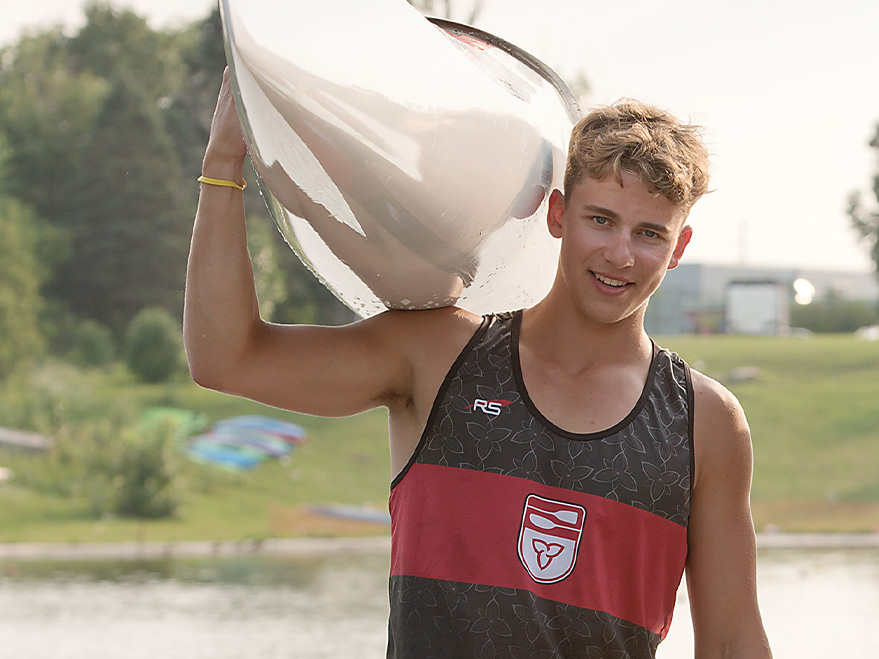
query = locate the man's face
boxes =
[547,171,692,326]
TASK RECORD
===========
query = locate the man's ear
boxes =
[668,225,693,270]
[547,189,565,238]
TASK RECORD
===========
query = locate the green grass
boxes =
[1,334,878,541]
[0,409,392,543]
[0,361,393,543]
[660,334,879,531]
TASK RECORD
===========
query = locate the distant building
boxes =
[725,280,790,335]
[645,263,879,335]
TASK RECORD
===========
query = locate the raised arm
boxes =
[686,372,772,658]
[184,69,253,392]
[184,69,482,450]
[184,70,412,417]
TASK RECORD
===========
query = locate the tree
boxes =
[163,8,227,179]
[68,2,187,104]
[124,307,184,383]
[0,9,194,334]
[848,194,879,284]
[0,31,109,224]
[55,76,191,332]
[0,196,47,378]
[790,292,878,333]
[848,124,879,284]
[0,135,53,377]
[246,216,287,320]
[848,125,879,279]
[68,319,116,367]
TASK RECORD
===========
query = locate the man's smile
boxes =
[592,272,631,288]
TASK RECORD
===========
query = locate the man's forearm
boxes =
[184,153,261,388]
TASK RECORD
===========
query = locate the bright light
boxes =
[793,278,815,305]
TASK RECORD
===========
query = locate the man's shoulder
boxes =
[376,305,484,338]
[370,306,485,372]
[688,367,743,416]
[688,366,752,483]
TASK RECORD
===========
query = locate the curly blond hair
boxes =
[564,100,710,212]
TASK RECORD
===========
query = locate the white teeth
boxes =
[594,273,627,287]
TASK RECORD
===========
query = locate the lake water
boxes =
[1,543,876,658]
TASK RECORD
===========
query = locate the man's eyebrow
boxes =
[582,204,619,219]
[641,222,672,235]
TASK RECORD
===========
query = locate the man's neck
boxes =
[516,297,654,434]
[521,296,653,374]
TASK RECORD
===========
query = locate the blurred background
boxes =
[0,1,877,657]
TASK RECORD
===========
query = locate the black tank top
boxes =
[388,311,693,658]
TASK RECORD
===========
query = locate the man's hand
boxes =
[202,67,248,182]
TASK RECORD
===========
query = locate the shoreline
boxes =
[0,532,877,562]
[0,535,392,562]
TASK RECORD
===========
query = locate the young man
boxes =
[185,70,772,658]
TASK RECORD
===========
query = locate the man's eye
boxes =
[592,216,609,225]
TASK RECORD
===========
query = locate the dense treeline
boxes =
[0,2,351,379]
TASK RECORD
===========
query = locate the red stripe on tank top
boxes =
[389,462,687,638]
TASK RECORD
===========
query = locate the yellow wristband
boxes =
[198,175,247,190]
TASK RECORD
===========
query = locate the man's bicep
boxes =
[211,314,412,416]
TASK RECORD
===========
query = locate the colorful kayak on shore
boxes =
[186,415,307,470]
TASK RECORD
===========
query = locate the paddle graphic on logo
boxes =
[518,494,586,584]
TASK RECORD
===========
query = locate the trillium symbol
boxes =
[532,539,564,570]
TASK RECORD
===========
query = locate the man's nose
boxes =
[604,233,635,268]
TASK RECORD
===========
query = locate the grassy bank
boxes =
[1,333,877,543]
[662,333,879,532]
[0,362,393,543]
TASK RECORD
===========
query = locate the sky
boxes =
[3,0,879,274]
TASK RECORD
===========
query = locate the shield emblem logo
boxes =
[518,494,586,584]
